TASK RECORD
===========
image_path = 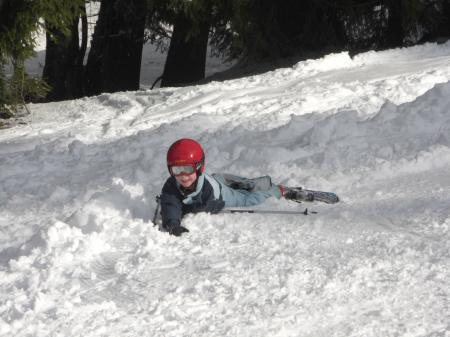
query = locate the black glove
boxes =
[169,225,189,237]
[204,199,225,214]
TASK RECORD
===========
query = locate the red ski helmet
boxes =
[167,138,205,176]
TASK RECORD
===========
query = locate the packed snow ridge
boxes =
[0,42,450,337]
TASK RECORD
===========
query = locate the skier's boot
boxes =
[282,186,339,204]
[283,187,314,203]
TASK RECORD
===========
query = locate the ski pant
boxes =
[211,173,282,207]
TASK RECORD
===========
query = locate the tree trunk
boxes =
[442,0,450,37]
[84,0,147,96]
[43,17,81,101]
[83,0,109,96]
[71,3,87,98]
[382,0,404,49]
[160,13,211,87]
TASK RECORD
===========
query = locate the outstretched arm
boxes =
[160,179,189,236]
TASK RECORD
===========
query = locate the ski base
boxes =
[284,187,339,204]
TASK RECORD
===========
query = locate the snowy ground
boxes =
[1,42,450,337]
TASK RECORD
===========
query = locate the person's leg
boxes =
[213,174,282,207]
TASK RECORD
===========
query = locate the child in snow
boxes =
[159,138,338,236]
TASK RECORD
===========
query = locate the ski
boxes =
[284,187,339,204]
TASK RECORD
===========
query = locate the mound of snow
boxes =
[1,43,450,337]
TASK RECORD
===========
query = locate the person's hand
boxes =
[204,199,225,214]
[169,225,189,237]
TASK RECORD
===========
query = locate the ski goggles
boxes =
[169,164,196,176]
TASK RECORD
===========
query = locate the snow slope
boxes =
[1,42,450,337]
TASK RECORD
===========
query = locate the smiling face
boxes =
[175,171,198,189]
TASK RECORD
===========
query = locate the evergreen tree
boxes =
[145,0,214,87]
[1,0,43,116]
[212,0,347,61]
[161,0,213,87]
[0,0,83,116]
[84,0,147,96]
[43,2,87,101]
[414,0,450,43]
[338,0,447,53]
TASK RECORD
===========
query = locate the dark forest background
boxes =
[1,0,449,118]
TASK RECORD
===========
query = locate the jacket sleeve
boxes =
[160,178,184,230]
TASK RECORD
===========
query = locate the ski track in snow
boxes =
[1,43,450,337]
